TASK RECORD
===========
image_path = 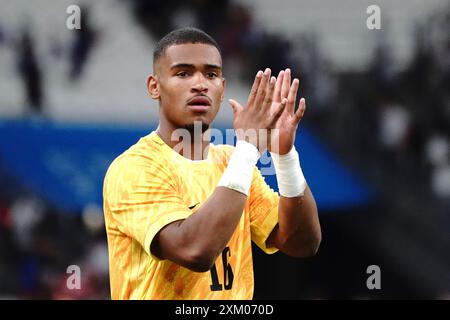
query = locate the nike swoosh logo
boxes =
[189,203,199,210]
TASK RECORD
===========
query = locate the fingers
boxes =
[281,68,291,99]
[228,99,243,117]
[273,70,284,103]
[270,97,288,126]
[247,70,263,107]
[262,76,276,112]
[254,68,271,111]
[294,97,306,124]
[287,78,299,114]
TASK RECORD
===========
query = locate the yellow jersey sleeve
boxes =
[248,167,280,254]
[104,154,192,261]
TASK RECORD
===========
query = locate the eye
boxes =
[176,71,189,78]
[206,72,218,79]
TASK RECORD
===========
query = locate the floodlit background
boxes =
[0,0,449,299]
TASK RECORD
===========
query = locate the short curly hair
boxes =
[153,27,221,65]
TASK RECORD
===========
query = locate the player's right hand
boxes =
[228,68,287,153]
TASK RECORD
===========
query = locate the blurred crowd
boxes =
[0,0,448,299]
[0,4,98,117]
[130,0,292,83]
[0,175,109,299]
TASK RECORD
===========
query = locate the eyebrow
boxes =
[170,63,222,70]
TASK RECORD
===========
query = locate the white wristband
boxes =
[218,140,260,196]
[270,147,307,197]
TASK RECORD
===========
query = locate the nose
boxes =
[191,73,208,93]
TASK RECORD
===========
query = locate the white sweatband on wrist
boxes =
[218,140,260,196]
[270,147,307,197]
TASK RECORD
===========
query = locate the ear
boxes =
[220,77,226,102]
[147,75,160,100]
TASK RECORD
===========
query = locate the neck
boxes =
[156,121,211,161]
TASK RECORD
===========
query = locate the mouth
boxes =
[187,96,211,112]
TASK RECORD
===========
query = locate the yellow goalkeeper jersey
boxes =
[103,131,279,300]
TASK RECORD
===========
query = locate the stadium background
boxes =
[0,0,449,299]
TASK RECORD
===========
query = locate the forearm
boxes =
[276,186,321,257]
[267,147,321,257]
[176,187,247,265]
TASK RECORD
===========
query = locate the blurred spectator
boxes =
[16,27,44,115]
[425,135,450,199]
[0,23,5,46]
[378,101,411,153]
[193,0,230,39]
[129,0,181,40]
[69,6,97,82]
[10,196,45,252]
[425,134,449,167]
[431,164,450,199]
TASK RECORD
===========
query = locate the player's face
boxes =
[150,43,225,132]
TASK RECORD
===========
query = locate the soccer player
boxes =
[103,27,321,300]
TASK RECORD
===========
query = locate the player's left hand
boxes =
[267,68,306,155]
